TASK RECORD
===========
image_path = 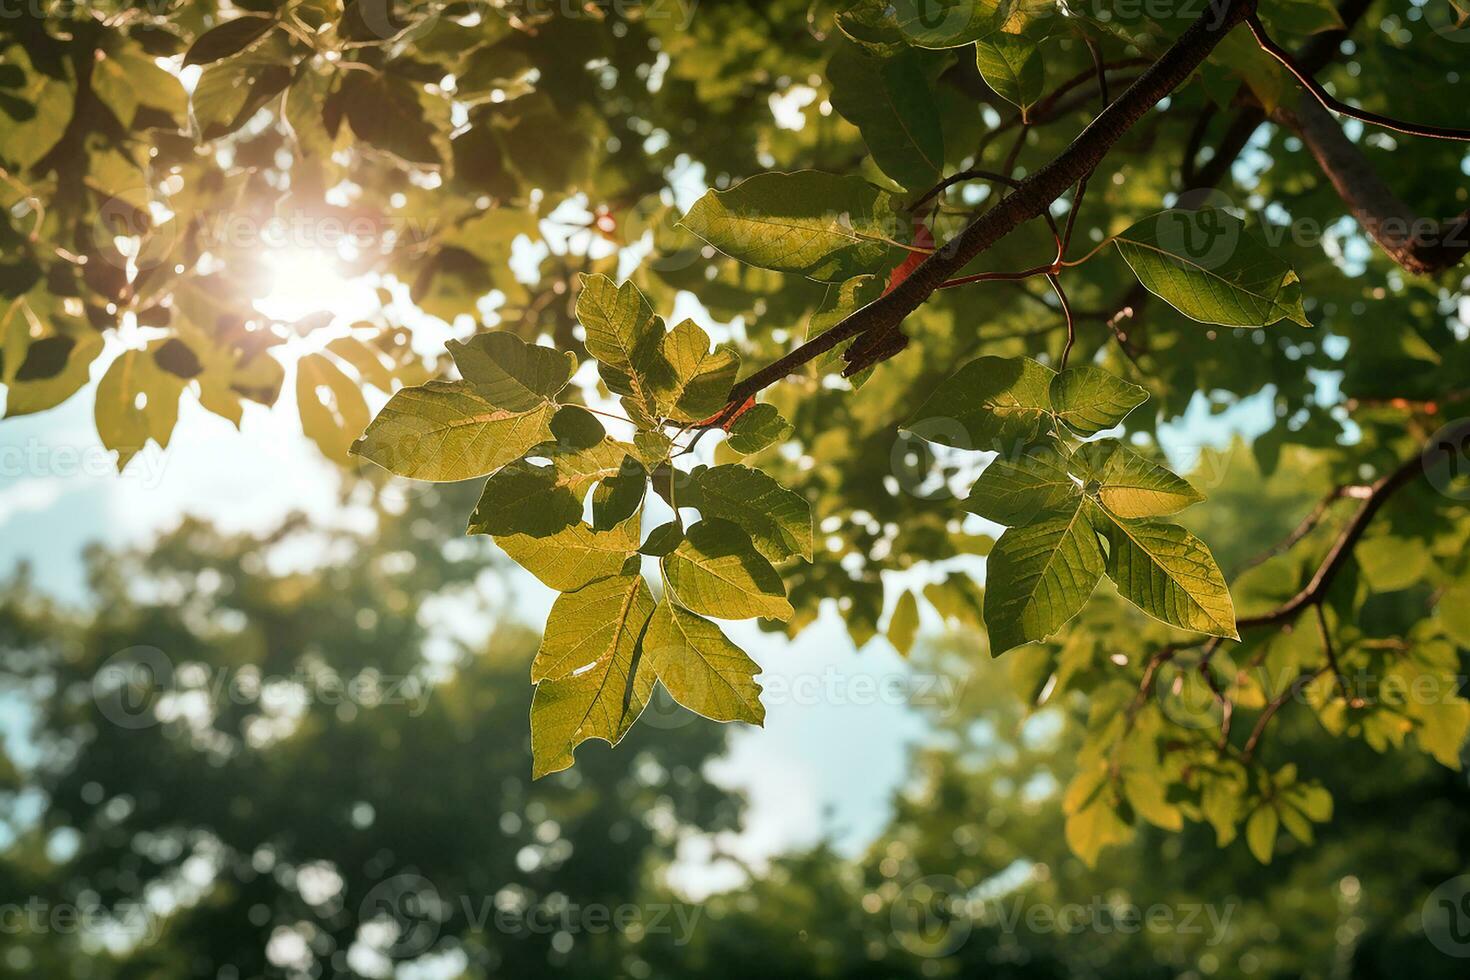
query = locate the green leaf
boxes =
[530,579,656,778]
[0,46,73,169]
[644,602,765,724]
[983,500,1105,656]
[1438,585,1470,647]
[1077,441,1204,518]
[184,15,277,66]
[1091,503,1238,638]
[352,380,555,482]
[341,71,443,167]
[95,348,184,471]
[1260,0,1346,36]
[448,332,575,412]
[576,274,666,415]
[297,353,370,465]
[191,38,294,140]
[537,407,634,497]
[1049,366,1148,436]
[663,520,794,622]
[1114,210,1312,328]
[965,439,1078,525]
[94,49,187,126]
[924,574,986,629]
[466,461,581,537]
[827,44,944,191]
[888,589,920,656]
[726,404,794,455]
[640,522,685,557]
[837,0,1010,50]
[533,573,656,682]
[326,337,396,391]
[904,355,1055,452]
[591,457,646,531]
[497,515,641,592]
[1245,806,1278,863]
[678,171,912,283]
[632,431,674,470]
[654,319,738,422]
[695,463,814,562]
[975,34,1045,114]
[1356,535,1431,592]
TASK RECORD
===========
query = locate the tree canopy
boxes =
[3,0,1470,871]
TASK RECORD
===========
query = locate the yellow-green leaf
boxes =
[663,520,794,622]
[352,380,555,482]
[644,602,765,724]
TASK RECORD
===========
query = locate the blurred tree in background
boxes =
[0,481,738,977]
[0,447,1466,977]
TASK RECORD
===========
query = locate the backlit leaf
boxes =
[352,380,555,482]
[975,34,1045,114]
[904,355,1055,452]
[1091,502,1238,638]
[533,573,655,682]
[1115,209,1312,328]
[662,520,794,622]
[984,500,1105,655]
[827,44,944,190]
[644,602,765,724]
[530,579,656,779]
[965,439,1077,525]
[1077,441,1204,518]
[1049,366,1148,436]
[888,589,920,656]
[695,463,814,562]
[679,171,913,283]
[297,353,370,465]
[497,516,641,592]
[448,332,575,412]
[726,404,794,455]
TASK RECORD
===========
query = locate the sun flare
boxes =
[257,246,373,325]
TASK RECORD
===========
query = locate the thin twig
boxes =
[1242,666,1327,763]
[1048,273,1076,368]
[1247,13,1470,142]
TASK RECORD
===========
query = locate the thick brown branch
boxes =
[719,0,1258,415]
[1273,94,1470,275]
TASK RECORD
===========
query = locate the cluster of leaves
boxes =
[353,274,811,776]
[906,356,1234,653]
[6,0,1470,866]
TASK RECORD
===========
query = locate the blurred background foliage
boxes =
[4,0,1470,974]
[1,445,1467,977]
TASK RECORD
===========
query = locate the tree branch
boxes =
[716,0,1259,418]
[1234,444,1427,631]
[1272,94,1470,275]
[1247,12,1470,143]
